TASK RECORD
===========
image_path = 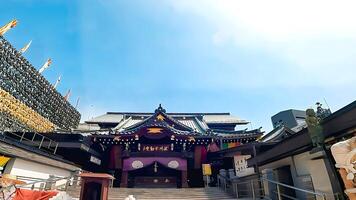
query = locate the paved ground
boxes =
[67,187,236,200]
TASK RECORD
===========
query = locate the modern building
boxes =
[271,109,306,129]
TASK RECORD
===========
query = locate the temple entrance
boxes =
[121,157,188,188]
[129,162,180,188]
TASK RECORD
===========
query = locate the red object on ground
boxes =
[12,188,58,200]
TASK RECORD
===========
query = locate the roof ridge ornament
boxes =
[155,104,166,113]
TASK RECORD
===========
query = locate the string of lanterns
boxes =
[95,136,255,146]
[0,36,80,131]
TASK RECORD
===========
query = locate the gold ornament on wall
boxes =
[0,88,55,132]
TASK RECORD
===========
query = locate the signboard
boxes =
[202,164,212,176]
[233,155,254,177]
[142,144,170,152]
[90,156,101,165]
[0,156,10,167]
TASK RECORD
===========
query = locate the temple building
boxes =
[74,105,263,188]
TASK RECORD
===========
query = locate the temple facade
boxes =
[79,105,263,188]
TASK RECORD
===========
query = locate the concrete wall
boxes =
[260,152,334,200]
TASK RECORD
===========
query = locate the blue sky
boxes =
[2,0,356,131]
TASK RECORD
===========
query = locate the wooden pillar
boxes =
[120,171,128,187]
[181,170,188,188]
[101,179,110,200]
[194,146,202,169]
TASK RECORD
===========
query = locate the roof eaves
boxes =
[322,100,356,123]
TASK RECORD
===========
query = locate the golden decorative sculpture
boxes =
[188,136,195,142]
[113,136,121,142]
[156,114,165,121]
[147,127,163,134]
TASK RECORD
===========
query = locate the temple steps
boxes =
[67,187,237,200]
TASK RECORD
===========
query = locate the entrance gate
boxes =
[121,157,188,188]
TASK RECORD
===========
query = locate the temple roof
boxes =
[84,105,249,134]
[86,114,247,125]
[113,116,208,133]
[81,105,263,140]
[259,122,307,142]
[86,113,124,124]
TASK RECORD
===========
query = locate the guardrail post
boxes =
[224,179,227,191]
[277,184,282,200]
[217,176,220,188]
[20,132,25,142]
[235,183,239,199]
[251,180,255,200]
[72,170,80,188]
[45,175,55,190]
[39,137,44,149]
[31,132,36,141]
[48,140,52,149]
[64,177,71,191]
[40,183,45,190]
[54,143,58,154]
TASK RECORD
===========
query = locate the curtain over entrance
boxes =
[123,157,187,171]
[121,157,188,188]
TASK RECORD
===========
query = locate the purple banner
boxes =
[123,157,187,171]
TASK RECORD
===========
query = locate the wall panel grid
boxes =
[0,36,80,131]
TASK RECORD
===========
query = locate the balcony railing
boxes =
[0,112,59,154]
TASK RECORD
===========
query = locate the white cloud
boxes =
[170,0,356,41]
[168,0,356,87]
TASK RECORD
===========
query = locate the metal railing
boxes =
[0,174,80,193]
[0,112,59,154]
[217,174,265,199]
[3,131,59,154]
[217,174,337,200]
